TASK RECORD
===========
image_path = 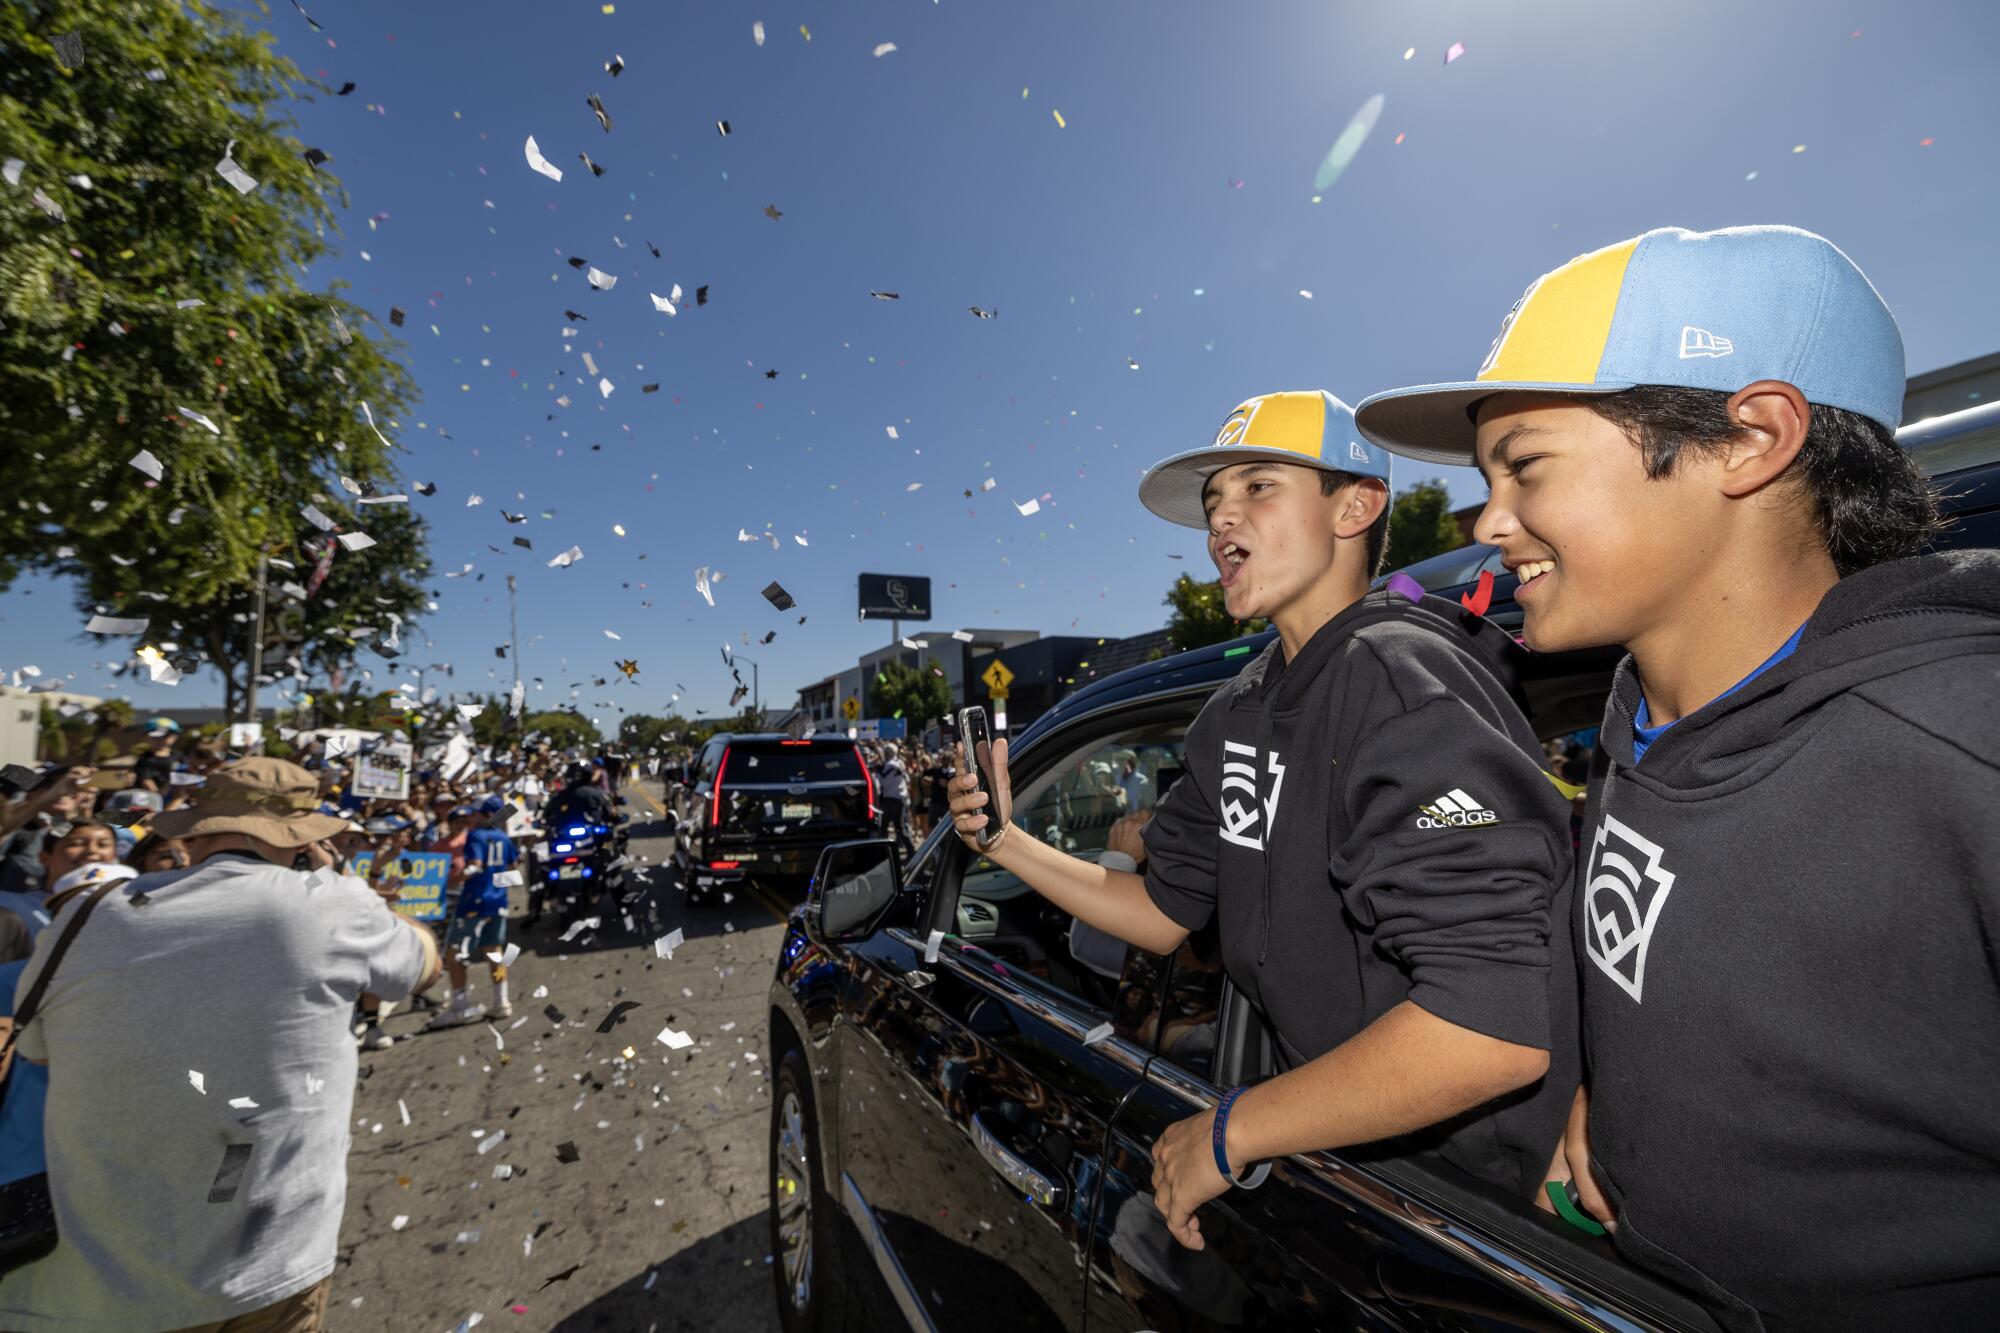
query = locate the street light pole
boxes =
[507,574,523,732]
[244,553,268,728]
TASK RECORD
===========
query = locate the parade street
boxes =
[332,783,791,1332]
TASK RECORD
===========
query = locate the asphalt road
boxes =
[329,781,797,1332]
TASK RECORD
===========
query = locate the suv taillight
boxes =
[710,744,731,828]
[859,745,877,821]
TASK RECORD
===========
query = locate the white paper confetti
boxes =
[604,629,622,640]
[228,1096,259,1109]
[547,545,585,568]
[649,285,682,315]
[694,566,714,606]
[188,1070,207,1094]
[128,450,163,481]
[177,406,221,435]
[215,140,258,194]
[598,376,615,398]
[586,266,618,291]
[653,928,684,960]
[1082,1021,1115,1048]
[952,629,975,642]
[656,1025,694,1051]
[86,614,148,636]
[391,1215,409,1231]
[924,928,944,963]
[336,531,377,552]
[885,425,899,440]
[524,135,564,182]
[872,41,898,57]
[752,19,765,45]
[1015,498,1041,517]
[398,1099,411,1126]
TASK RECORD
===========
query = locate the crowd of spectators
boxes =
[0,722,626,1330]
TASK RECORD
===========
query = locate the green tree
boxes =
[2,1,427,696]
[522,709,599,752]
[1163,573,1266,653]
[869,659,954,726]
[113,499,430,721]
[1381,480,1467,572]
[620,713,695,753]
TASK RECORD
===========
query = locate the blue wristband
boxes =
[1210,1086,1268,1189]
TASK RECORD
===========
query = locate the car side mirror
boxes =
[810,838,902,944]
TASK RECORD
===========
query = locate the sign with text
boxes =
[348,850,452,923]
[857,573,931,622]
[351,741,413,800]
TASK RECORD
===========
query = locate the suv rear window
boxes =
[722,742,864,784]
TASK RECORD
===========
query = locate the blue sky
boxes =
[6,0,1997,724]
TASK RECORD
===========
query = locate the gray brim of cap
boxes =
[1137,445,1346,530]
[1353,378,1637,468]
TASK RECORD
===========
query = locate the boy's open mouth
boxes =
[1217,539,1250,587]
[1510,557,1557,595]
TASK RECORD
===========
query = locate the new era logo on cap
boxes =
[1678,325,1734,359]
[1348,439,1370,463]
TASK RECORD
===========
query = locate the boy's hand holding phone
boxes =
[948,725,1013,853]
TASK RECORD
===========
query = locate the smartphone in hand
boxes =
[955,706,1003,851]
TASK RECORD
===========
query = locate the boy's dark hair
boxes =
[1319,470,1392,576]
[1589,386,1943,577]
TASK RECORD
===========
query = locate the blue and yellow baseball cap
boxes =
[1138,390,1392,529]
[1354,225,1905,467]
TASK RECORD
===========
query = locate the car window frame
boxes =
[900,693,1210,1026]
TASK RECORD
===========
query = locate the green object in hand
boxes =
[1545,1180,1608,1237]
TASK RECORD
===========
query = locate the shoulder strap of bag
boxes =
[2,880,120,1056]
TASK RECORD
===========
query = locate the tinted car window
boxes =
[723,742,862,784]
[954,719,1190,1014]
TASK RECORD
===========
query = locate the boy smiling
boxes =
[1358,225,2000,1330]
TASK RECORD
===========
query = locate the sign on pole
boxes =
[980,659,1015,700]
[352,740,413,801]
[841,696,861,722]
[857,574,932,621]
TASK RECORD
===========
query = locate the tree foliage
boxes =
[522,709,599,752]
[869,659,954,727]
[1382,480,1467,572]
[1163,573,1266,653]
[1,0,427,709]
[619,713,697,754]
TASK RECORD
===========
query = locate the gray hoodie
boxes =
[1579,549,2000,1331]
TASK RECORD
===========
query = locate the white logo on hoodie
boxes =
[1218,740,1285,851]
[1583,813,1677,1003]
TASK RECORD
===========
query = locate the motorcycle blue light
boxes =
[554,842,573,853]
[566,826,587,836]
[581,866,593,877]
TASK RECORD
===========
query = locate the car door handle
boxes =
[970,1112,1066,1209]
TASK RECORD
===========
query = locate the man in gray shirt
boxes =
[0,758,440,1332]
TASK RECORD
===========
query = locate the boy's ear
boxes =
[1717,381,1811,498]
[1333,476,1389,538]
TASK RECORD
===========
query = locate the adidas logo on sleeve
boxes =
[1416,788,1498,829]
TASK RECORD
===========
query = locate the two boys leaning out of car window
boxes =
[961,226,2000,1333]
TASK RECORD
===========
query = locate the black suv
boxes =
[672,732,877,904]
[763,402,2000,1333]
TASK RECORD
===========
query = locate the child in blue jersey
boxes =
[429,796,519,1026]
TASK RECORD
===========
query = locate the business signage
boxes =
[857,573,931,621]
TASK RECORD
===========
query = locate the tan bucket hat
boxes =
[149,757,349,848]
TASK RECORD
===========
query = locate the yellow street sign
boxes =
[981,659,1015,696]
[841,696,861,721]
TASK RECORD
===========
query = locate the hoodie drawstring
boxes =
[1255,676,1278,967]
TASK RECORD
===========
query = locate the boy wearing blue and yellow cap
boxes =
[1359,225,2000,1330]
[949,390,1577,1251]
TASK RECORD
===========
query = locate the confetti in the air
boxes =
[523,135,563,182]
